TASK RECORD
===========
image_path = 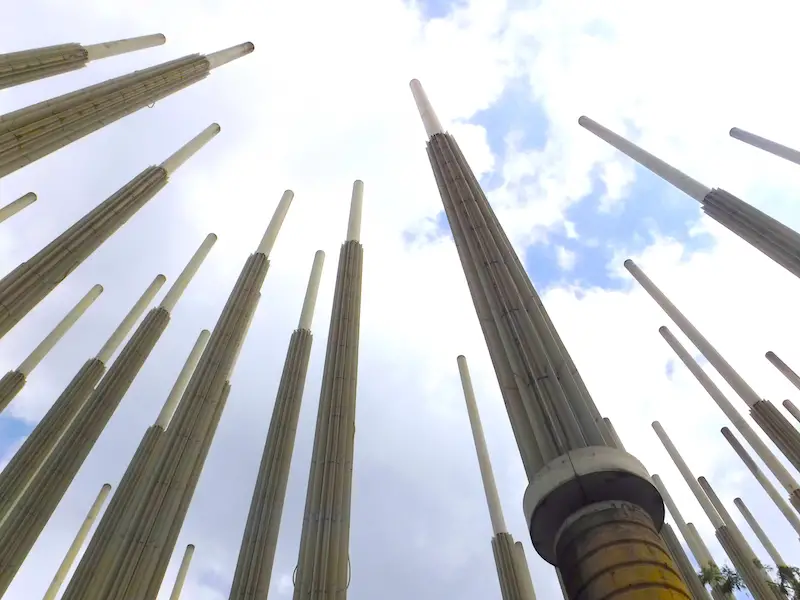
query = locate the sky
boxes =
[2,0,800,598]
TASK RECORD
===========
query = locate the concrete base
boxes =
[555,502,690,599]
[523,446,663,564]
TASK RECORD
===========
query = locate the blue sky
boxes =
[4,0,800,599]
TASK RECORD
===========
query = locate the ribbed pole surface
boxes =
[0,34,165,90]
[0,276,162,526]
[88,254,267,600]
[661,522,712,600]
[0,42,251,179]
[293,238,363,600]
[492,533,537,600]
[699,479,781,600]
[412,80,684,597]
[720,427,800,533]
[0,125,217,341]
[629,263,800,473]
[660,326,800,508]
[0,307,171,593]
[581,117,800,280]
[229,328,314,599]
[62,331,209,600]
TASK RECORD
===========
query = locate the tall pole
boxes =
[729,128,800,168]
[652,474,725,599]
[61,330,210,600]
[581,117,800,280]
[720,427,800,536]
[168,544,195,600]
[410,78,687,599]
[653,421,780,600]
[41,483,112,600]
[765,351,800,393]
[458,355,536,600]
[661,522,713,600]
[83,190,293,600]
[698,478,781,599]
[0,124,219,341]
[293,181,364,600]
[229,250,325,600]
[0,42,253,179]
[733,498,786,568]
[0,34,166,90]
[659,324,800,512]
[627,262,800,472]
[0,276,164,526]
[783,400,800,425]
[0,283,103,411]
[0,233,214,593]
[0,192,36,224]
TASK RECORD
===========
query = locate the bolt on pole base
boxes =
[556,502,691,599]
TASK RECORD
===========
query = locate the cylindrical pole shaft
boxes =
[733,498,785,567]
[661,326,800,497]
[579,116,711,201]
[205,42,255,70]
[627,262,760,408]
[409,79,445,137]
[765,351,800,392]
[346,180,364,242]
[652,422,724,528]
[0,192,36,224]
[159,126,222,177]
[155,330,211,428]
[42,483,112,600]
[783,400,800,425]
[298,250,325,330]
[168,544,195,600]
[159,234,217,312]
[257,190,294,255]
[729,128,800,167]
[18,284,103,376]
[720,427,800,537]
[652,474,712,568]
[83,34,166,61]
[457,355,507,535]
[96,275,165,363]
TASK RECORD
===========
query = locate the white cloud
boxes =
[2,1,800,599]
[555,246,576,271]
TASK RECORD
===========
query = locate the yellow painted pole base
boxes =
[556,502,692,599]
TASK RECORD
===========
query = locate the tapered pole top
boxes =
[0,192,36,225]
[83,33,166,61]
[298,250,325,330]
[160,124,221,176]
[409,79,445,138]
[257,190,294,255]
[18,284,103,376]
[159,234,217,312]
[579,116,711,202]
[346,180,363,242]
[205,42,255,70]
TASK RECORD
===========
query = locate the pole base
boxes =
[556,501,691,599]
